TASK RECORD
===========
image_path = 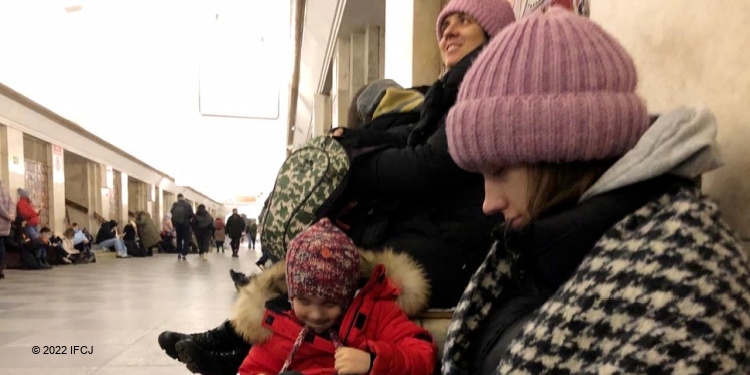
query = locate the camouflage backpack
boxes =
[260,136,350,260]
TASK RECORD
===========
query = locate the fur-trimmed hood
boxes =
[231,249,430,344]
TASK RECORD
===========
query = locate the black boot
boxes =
[37,257,51,269]
[231,249,238,258]
[158,320,246,361]
[158,331,190,359]
[175,339,250,375]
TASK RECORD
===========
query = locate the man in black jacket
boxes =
[171,194,194,260]
[224,209,246,257]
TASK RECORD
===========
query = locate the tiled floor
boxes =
[0,244,263,375]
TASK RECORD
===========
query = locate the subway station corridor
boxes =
[0,245,262,375]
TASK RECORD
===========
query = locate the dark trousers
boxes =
[229,236,241,251]
[175,224,191,256]
[0,236,6,270]
[247,234,256,249]
[196,233,210,254]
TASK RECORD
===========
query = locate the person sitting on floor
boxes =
[18,230,50,270]
[56,228,80,264]
[123,215,149,257]
[71,222,91,252]
[38,227,57,267]
[94,220,130,258]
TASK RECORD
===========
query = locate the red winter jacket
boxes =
[238,265,436,375]
[16,197,40,227]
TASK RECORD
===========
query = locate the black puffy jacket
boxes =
[345,48,496,308]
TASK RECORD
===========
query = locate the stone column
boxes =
[103,165,114,221]
[87,162,103,231]
[155,186,164,222]
[333,37,351,128]
[350,30,367,97]
[146,183,155,219]
[384,0,442,87]
[312,93,332,136]
[0,125,25,194]
[120,172,129,225]
[365,26,381,84]
[48,144,66,232]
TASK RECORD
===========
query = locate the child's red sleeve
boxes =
[237,341,283,375]
[364,301,436,375]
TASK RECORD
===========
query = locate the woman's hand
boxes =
[330,127,345,137]
[334,347,372,375]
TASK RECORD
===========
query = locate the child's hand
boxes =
[334,347,371,374]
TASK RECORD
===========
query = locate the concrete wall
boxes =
[592,0,750,240]
[64,151,89,229]
[0,125,24,193]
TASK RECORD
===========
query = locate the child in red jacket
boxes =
[238,218,435,375]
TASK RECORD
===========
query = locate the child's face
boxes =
[291,294,344,333]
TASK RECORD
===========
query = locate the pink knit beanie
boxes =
[286,218,360,307]
[447,7,649,172]
[436,0,515,40]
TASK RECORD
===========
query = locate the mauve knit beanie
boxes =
[436,0,515,40]
[286,218,360,308]
[447,7,649,172]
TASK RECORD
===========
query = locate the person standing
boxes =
[246,219,257,250]
[16,188,43,240]
[213,217,226,253]
[0,181,15,279]
[171,193,195,260]
[192,204,214,261]
[135,211,161,253]
[225,209,246,258]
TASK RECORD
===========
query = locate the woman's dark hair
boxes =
[526,159,616,221]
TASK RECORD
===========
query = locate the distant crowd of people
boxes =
[0,183,262,278]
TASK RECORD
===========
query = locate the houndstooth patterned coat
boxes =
[442,185,750,374]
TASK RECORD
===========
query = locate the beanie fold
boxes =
[447,92,649,172]
[437,0,515,40]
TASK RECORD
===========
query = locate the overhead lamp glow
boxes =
[65,5,82,13]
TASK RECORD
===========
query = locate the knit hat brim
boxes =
[436,0,515,41]
[447,92,649,172]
